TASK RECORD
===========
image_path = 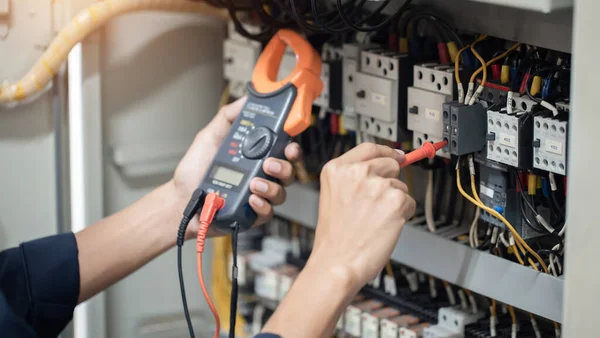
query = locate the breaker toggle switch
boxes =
[532,139,541,148]
[356,90,366,98]
[409,106,419,114]
[486,132,496,141]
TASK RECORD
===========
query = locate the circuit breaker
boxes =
[223,22,262,98]
[407,63,457,159]
[442,102,487,155]
[355,49,412,141]
[486,110,534,168]
[533,107,568,175]
[316,43,343,111]
[478,165,520,231]
[342,43,378,131]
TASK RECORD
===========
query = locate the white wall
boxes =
[99,12,225,337]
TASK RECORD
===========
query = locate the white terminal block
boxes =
[486,111,523,167]
[228,21,262,47]
[424,306,485,338]
[345,300,383,337]
[533,115,568,175]
[223,39,261,98]
[362,308,401,338]
[314,63,330,108]
[342,58,359,131]
[413,63,456,97]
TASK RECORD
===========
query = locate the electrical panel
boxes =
[486,111,534,168]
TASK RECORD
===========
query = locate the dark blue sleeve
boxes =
[0,232,80,338]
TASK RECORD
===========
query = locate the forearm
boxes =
[262,252,360,338]
[75,181,181,302]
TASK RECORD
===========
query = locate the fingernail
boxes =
[268,161,282,174]
[253,180,268,193]
[395,149,406,160]
[250,195,264,208]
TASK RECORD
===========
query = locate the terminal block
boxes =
[223,22,262,98]
[480,86,538,113]
[486,110,534,168]
[355,49,412,141]
[342,43,379,131]
[442,102,487,155]
[478,165,520,231]
[533,114,568,175]
[315,43,343,110]
[423,307,484,338]
[413,63,458,98]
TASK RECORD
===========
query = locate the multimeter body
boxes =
[198,84,297,231]
[196,29,323,233]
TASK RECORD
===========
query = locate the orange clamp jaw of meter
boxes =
[252,29,323,137]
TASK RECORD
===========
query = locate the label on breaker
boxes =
[381,319,399,338]
[362,313,381,338]
[425,108,441,121]
[499,133,516,148]
[371,92,387,105]
[480,184,495,199]
[545,140,564,155]
[345,306,362,337]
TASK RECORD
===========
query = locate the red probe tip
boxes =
[399,140,448,168]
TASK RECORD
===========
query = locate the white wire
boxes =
[558,221,567,237]
[469,208,480,248]
[499,231,510,247]
[425,170,436,233]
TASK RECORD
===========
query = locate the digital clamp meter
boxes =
[197,29,323,232]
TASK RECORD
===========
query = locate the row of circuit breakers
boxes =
[224,23,568,176]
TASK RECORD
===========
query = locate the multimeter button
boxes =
[241,126,274,159]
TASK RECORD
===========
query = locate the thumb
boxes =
[203,96,247,142]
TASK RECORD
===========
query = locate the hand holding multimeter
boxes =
[196,29,323,232]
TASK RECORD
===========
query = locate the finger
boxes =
[250,178,287,205]
[386,178,409,194]
[284,142,303,163]
[263,158,295,186]
[337,143,405,164]
[364,157,401,178]
[249,194,274,226]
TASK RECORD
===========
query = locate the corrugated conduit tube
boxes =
[0,0,228,104]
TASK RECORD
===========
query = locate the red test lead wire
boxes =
[197,192,225,338]
[399,140,448,168]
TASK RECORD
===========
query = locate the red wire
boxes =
[198,252,220,338]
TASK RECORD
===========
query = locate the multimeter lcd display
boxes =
[210,166,245,186]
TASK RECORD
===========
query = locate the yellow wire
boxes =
[385,262,394,277]
[491,299,497,316]
[508,305,517,325]
[455,44,471,85]
[456,167,549,272]
[470,42,522,83]
[469,35,488,85]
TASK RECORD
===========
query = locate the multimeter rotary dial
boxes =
[241,126,275,159]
